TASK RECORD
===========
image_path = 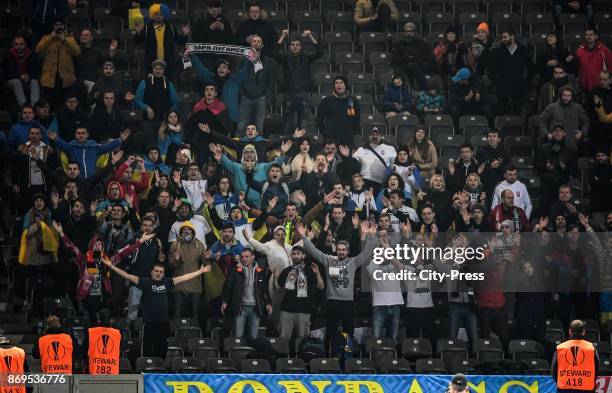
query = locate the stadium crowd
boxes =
[0,0,612,375]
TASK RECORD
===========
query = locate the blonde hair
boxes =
[430,174,445,190]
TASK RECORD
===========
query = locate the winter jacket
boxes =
[169,233,207,294]
[269,41,324,94]
[575,40,612,91]
[535,139,576,188]
[383,84,411,113]
[391,35,431,67]
[34,34,81,88]
[589,161,612,213]
[234,19,278,55]
[134,76,179,120]
[407,140,438,179]
[114,161,150,211]
[240,55,275,99]
[354,0,399,25]
[191,11,235,44]
[2,48,39,81]
[538,99,590,151]
[47,107,90,139]
[489,43,533,97]
[221,262,272,317]
[8,120,48,152]
[89,106,124,142]
[537,76,578,113]
[53,138,122,179]
[491,180,532,218]
[189,53,249,123]
[445,158,480,194]
[415,91,446,112]
[316,94,361,146]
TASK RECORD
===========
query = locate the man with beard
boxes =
[536,125,577,207]
[591,71,612,149]
[3,35,40,107]
[275,245,324,340]
[491,165,532,219]
[211,223,245,277]
[48,93,90,139]
[188,54,250,126]
[299,221,377,343]
[571,27,612,93]
[475,130,507,197]
[472,23,492,77]
[589,148,611,229]
[316,76,361,146]
[152,190,175,250]
[487,189,530,232]
[353,127,397,194]
[489,29,533,115]
[134,60,179,122]
[539,86,589,152]
[538,66,578,112]
[88,61,125,107]
[390,22,435,90]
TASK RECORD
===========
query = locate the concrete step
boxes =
[0,312,27,323]
[1,322,34,334]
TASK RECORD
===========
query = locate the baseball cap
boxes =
[452,68,471,82]
[451,374,468,390]
[369,127,382,135]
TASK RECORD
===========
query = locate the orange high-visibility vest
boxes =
[556,339,596,390]
[0,346,26,393]
[87,327,121,375]
[39,333,73,374]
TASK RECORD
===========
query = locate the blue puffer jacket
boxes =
[382,84,412,113]
[54,138,122,178]
[189,54,250,123]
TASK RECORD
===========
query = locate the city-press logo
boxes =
[565,345,585,366]
[48,341,67,361]
[96,334,115,355]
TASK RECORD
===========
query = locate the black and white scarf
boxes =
[183,43,263,73]
[285,262,307,298]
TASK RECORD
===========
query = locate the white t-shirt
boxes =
[353,143,397,183]
[366,262,405,306]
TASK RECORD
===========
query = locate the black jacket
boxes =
[536,139,576,189]
[2,48,39,81]
[476,144,507,194]
[269,42,324,93]
[489,43,533,96]
[54,107,91,139]
[191,11,234,44]
[89,106,124,142]
[316,94,361,146]
[75,45,106,81]
[221,263,272,317]
[234,19,278,55]
[589,161,612,213]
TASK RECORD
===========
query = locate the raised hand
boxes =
[52,220,63,234]
[201,264,212,273]
[360,220,369,234]
[268,196,279,211]
[173,197,183,210]
[50,191,59,207]
[339,144,350,157]
[198,123,210,133]
[90,199,99,215]
[578,213,590,228]
[203,192,214,207]
[293,128,306,138]
[242,228,250,240]
[352,214,360,228]
[538,216,549,229]
[48,130,58,141]
[296,223,307,237]
[111,149,124,164]
[209,143,223,161]
[323,190,337,204]
[280,140,293,154]
[120,128,131,141]
[172,170,182,185]
[125,192,134,207]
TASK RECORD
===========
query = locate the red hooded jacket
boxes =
[575,40,612,91]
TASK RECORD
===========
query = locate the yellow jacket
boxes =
[35,34,81,88]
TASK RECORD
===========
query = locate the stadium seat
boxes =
[223,337,255,363]
[451,358,477,374]
[459,115,489,140]
[310,358,343,374]
[175,326,202,339]
[425,114,455,137]
[486,0,513,16]
[326,11,354,36]
[583,319,601,342]
[361,113,387,135]
[419,0,447,16]
[267,10,289,33]
[593,0,612,12]
[524,359,550,375]
[390,114,419,137]
[43,297,75,319]
[415,358,447,374]
[345,358,377,374]
[495,115,523,137]
[425,12,454,34]
[473,338,504,361]
[437,338,469,369]
[601,359,612,376]
[314,72,335,93]
[508,339,542,361]
[119,357,133,374]
[365,338,397,368]
[135,357,166,373]
[66,15,91,31]
[451,0,479,16]
[379,358,412,374]
[401,338,433,362]
[349,73,375,96]
[320,0,343,15]
[337,52,365,76]
[492,12,522,35]
[594,341,611,358]
[276,358,307,373]
[369,52,393,80]
[436,134,464,157]
[324,31,353,59]
[396,12,422,34]
[559,13,589,36]
[171,357,203,373]
[359,32,387,65]
[207,317,233,347]
[504,136,532,157]
[62,316,90,329]
[520,0,548,15]
[458,12,487,35]
[526,12,555,35]
[171,317,199,332]
[294,10,322,37]
[98,15,122,30]
[262,337,290,357]
[240,359,272,373]
[205,358,237,373]
[0,7,24,29]
[594,12,612,33]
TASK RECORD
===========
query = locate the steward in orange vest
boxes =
[552,320,600,393]
[37,316,73,374]
[87,309,121,375]
[0,336,27,393]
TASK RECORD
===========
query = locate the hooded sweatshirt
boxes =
[168,201,211,244]
[96,181,129,213]
[168,221,207,294]
[53,137,122,179]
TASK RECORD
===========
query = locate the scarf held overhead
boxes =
[184,43,263,73]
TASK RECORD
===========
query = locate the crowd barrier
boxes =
[29,374,612,393]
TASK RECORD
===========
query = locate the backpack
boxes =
[261,182,290,199]
[298,337,326,362]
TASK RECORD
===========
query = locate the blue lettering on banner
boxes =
[144,374,574,393]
